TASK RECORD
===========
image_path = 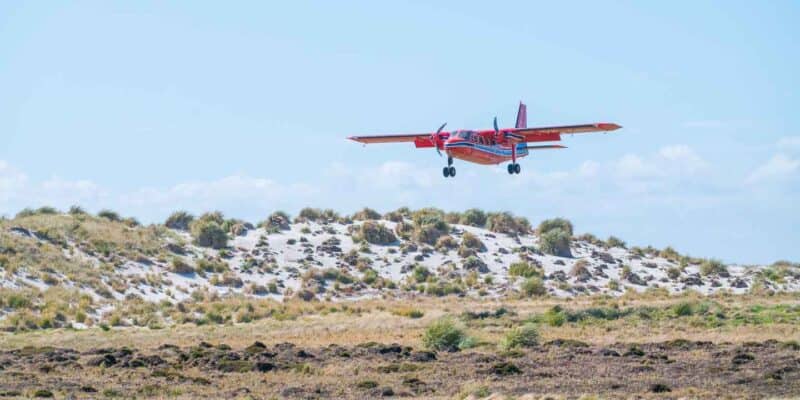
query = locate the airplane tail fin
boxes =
[515,102,527,129]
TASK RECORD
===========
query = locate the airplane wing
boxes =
[509,123,621,142]
[348,133,437,148]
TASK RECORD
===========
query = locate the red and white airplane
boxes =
[349,102,621,178]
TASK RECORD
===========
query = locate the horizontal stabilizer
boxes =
[525,145,567,150]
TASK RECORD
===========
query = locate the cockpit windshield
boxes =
[453,130,474,140]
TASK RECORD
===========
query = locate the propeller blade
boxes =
[493,117,499,134]
[432,122,447,157]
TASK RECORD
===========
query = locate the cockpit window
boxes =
[455,130,473,140]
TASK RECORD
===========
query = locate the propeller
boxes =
[431,122,447,156]
[493,116,503,142]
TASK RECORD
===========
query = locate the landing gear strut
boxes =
[507,163,521,175]
[443,157,456,178]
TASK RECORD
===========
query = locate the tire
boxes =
[443,166,450,178]
[514,163,521,174]
[449,166,456,177]
[507,164,514,174]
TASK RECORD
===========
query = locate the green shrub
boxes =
[444,212,462,224]
[486,212,530,235]
[569,259,590,279]
[700,259,728,276]
[508,261,540,278]
[68,205,87,215]
[537,218,574,236]
[500,323,539,350]
[521,277,546,297]
[165,211,194,231]
[667,267,681,280]
[422,317,467,352]
[459,208,487,227]
[351,207,381,221]
[673,301,694,317]
[353,221,397,245]
[539,229,572,257]
[97,209,121,222]
[460,232,486,252]
[170,258,195,274]
[412,265,431,283]
[191,220,228,249]
[435,235,457,251]
[383,211,404,222]
[606,236,626,248]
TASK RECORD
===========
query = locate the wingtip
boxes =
[597,123,622,131]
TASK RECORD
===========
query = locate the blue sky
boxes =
[1,1,798,264]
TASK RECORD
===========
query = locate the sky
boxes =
[1,1,798,264]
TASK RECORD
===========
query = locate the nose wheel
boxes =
[443,166,456,178]
[507,163,521,175]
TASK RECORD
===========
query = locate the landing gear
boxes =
[443,165,456,178]
[507,163,521,175]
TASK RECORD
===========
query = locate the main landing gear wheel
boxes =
[507,163,521,175]
[443,166,456,178]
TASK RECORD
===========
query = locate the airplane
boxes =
[348,102,621,178]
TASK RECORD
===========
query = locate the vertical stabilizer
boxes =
[515,102,527,129]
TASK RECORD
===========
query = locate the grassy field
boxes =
[1,292,799,399]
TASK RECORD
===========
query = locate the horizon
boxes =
[2,2,799,264]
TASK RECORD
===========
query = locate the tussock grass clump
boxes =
[500,323,539,350]
[170,258,195,274]
[97,209,122,222]
[351,207,381,221]
[606,235,626,248]
[569,259,591,279]
[459,232,486,253]
[521,277,546,297]
[539,229,572,257]
[165,211,194,231]
[537,218,573,257]
[295,208,340,224]
[486,212,530,235]
[508,261,541,278]
[409,208,450,245]
[190,212,228,249]
[700,259,728,277]
[435,235,457,251]
[422,317,470,352]
[351,221,397,245]
[537,217,574,236]
[459,208,487,227]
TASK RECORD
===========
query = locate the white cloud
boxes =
[745,154,800,184]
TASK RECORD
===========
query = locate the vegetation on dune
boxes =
[537,218,573,257]
[537,217,574,237]
[189,212,228,249]
[521,276,547,297]
[351,207,381,221]
[508,261,542,278]
[164,211,194,231]
[459,208,488,227]
[700,259,729,277]
[295,208,340,224]
[539,228,572,257]
[486,212,531,235]
[350,221,397,245]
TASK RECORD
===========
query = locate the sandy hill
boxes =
[0,207,797,330]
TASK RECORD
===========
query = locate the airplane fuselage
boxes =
[443,130,529,165]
